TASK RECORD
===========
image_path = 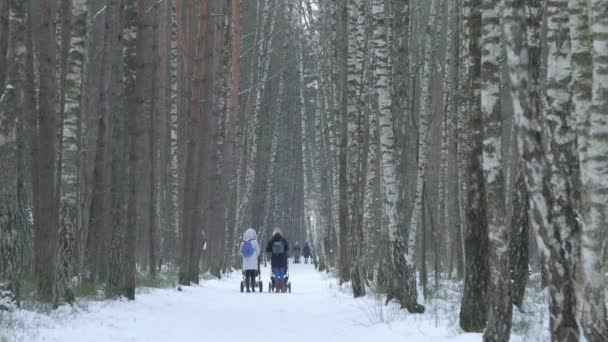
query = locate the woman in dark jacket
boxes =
[265,228,289,292]
[303,242,311,264]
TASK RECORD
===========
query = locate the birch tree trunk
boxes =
[510,168,529,310]
[578,1,608,339]
[543,1,581,339]
[372,0,422,313]
[481,1,511,340]
[503,0,580,340]
[407,0,439,291]
[346,0,367,295]
[57,0,86,303]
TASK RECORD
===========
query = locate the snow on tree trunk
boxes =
[481,1,511,340]
[579,1,608,339]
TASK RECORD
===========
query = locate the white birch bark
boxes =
[237,0,277,232]
[372,0,422,313]
[579,1,608,339]
[57,0,86,302]
[503,0,580,340]
[481,1,511,340]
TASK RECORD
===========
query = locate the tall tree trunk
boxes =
[58,0,86,304]
[459,0,488,332]
[337,0,350,285]
[0,0,28,308]
[510,168,529,310]
[0,0,9,89]
[503,0,580,340]
[105,0,130,299]
[579,1,608,339]
[346,0,367,298]
[81,0,105,280]
[371,0,423,313]
[544,0,581,339]
[481,1,511,340]
[36,0,60,303]
[179,0,206,285]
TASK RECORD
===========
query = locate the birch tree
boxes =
[481,0,511,340]
[503,0,579,340]
[57,0,86,303]
[371,0,423,313]
[578,1,608,339]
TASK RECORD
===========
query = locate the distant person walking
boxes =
[303,242,311,264]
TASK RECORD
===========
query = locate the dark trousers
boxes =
[245,270,257,291]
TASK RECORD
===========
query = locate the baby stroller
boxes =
[268,265,291,293]
[241,259,263,293]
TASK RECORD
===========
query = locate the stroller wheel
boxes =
[268,282,272,293]
[288,283,291,293]
[258,281,263,293]
[240,281,244,293]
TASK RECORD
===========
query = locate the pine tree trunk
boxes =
[179,0,206,285]
[0,0,8,89]
[0,0,28,308]
[459,0,489,332]
[36,0,60,303]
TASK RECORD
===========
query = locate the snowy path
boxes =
[7,263,483,342]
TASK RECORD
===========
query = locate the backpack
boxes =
[272,240,285,255]
[240,240,255,258]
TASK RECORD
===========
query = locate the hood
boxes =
[243,228,257,241]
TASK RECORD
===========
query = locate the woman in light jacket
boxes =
[240,228,261,292]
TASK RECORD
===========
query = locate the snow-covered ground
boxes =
[2,263,545,342]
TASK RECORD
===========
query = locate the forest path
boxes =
[18,262,476,342]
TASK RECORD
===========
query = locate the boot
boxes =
[251,281,256,292]
[245,279,251,293]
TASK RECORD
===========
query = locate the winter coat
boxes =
[293,245,301,257]
[265,234,289,268]
[303,244,311,258]
[241,228,261,271]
